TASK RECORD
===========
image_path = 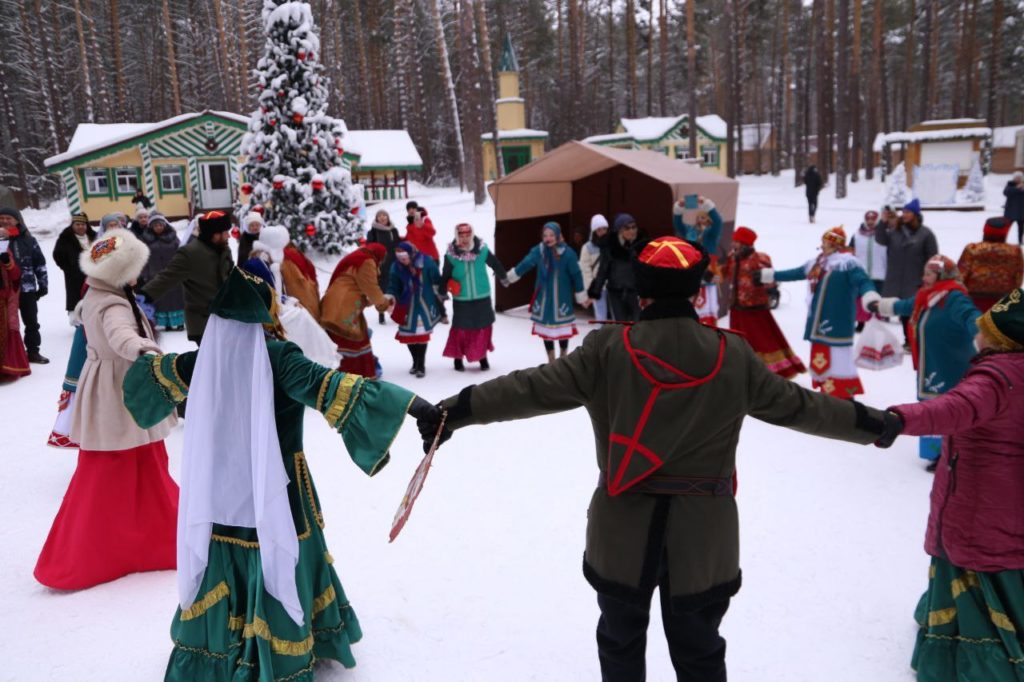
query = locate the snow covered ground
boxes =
[6,171,1014,681]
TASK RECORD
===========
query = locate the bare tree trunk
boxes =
[919,0,933,122]
[725,0,736,178]
[814,0,826,171]
[851,0,861,182]
[236,0,252,110]
[734,0,746,176]
[779,0,792,175]
[901,0,914,130]
[474,0,503,178]
[866,0,882,180]
[352,0,372,126]
[686,0,698,158]
[988,0,1003,126]
[607,0,616,129]
[47,0,71,145]
[835,0,848,198]
[965,0,980,114]
[81,0,111,121]
[0,49,30,196]
[557,0,564,83]
[646,0,654,116]
[109,0,127,118]
[71,0,95,122]
[162,0,183,115]
[459,0,485,203]
[626,0,638,118]
[430,0,466,190]
[21,3,60,152]
[210,0,236,111]
[659,0,667,116]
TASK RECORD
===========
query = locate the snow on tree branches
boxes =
[240,0,362,254]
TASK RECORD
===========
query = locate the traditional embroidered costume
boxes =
[507,222,586,342]
[46,324,87,447]
[879,256,980,463]
[387,241,443,376]
[0,246,29,380]
[763,227,879,398]
[320,243,390,378]
[721,228,805,378]
[121,267,417,680]
[34,229,179,590]
[956,217,1024,313]
[439,224,507,369]
[673,197,723,325]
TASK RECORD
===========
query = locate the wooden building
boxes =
[881,119,991,189]
[583,114,730,176]
[345,130,423,202]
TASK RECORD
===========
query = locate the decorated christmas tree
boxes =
[239,0,363,253]
[885,161,910,207]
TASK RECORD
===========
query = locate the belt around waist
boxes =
[598,472,734,497]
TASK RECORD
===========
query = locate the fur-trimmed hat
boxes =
[252,224,290,264]
[79,228,149,287]
[821,226,847,248]
[243,212,265,234]
[198,210,232,238]
[633,237,710,299]
[732,227,757,246]
[984,216,1012,242]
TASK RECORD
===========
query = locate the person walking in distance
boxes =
[803,165,823,224]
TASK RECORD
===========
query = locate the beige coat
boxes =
[71,278,174,450]
[320,260,389,340]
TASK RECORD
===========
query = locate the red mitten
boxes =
[447,280,462,296]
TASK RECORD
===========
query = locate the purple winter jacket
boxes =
[891,352,1024,571]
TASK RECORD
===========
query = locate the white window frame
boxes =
[158,165,184,193]
[83,168,110,196]
[675,147,693,160]
[701,145,719,168]
[114,167,140,195]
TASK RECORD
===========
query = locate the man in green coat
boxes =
[142,210,234,344]
[417,236,902,681]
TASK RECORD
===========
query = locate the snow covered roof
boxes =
[740,123,772,148]
[582,132,634,145]
[873,132,887,152]
[917,118,987,127]
[480,128,550,141]
[883,127,992,144]
[695,114,728,140]
[993,125,1024,148]
[343,130,423,170]
[44,110,250,168]
[619,116,685,142]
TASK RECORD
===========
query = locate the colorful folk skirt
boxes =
[694,283,720,327]
[728,308,806,378]
[164,454,363,682]
[155,310,185,329]
[0,321,29,380]
[912,556,1024,682]
[443,325,494,362]
[531,321,578,341]
[47,390,79,448]
[331,330,377,379]
[809,342,863,398]
[34,441,178,589]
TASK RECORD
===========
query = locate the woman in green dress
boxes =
[123,266,437,681]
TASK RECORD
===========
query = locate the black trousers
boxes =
[1013,219,1024,245]
[407,342,427,370]
[807,194,819,218]
[607,289,641,323]
[19,291,40,353]
[596,572,729,682]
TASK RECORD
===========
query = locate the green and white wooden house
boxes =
[583,114,730,176]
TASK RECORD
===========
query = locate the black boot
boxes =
[479,356,489,371]
[414,344,427,378]
[408,345,418,374]
[378,312,386,325]
[454,358,465,372]
[28,350,50,364]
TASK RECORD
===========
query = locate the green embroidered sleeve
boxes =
[272,341,415,476]
[122,352,197,428]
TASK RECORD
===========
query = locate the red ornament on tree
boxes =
[305,224,316,237]
[268,119,277,127]
[251,205,265,214]
[277,90,286,98]
[292,112,304,124]
[311,177,325,191]
[335,147,344,156]
[297,49,307,61]
[231,227,240,239]
[350,206,360,216]
[272,179,284,190]
[241,183,253,195]
[256,154,264,161]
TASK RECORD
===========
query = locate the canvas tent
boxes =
[489,141,739,311]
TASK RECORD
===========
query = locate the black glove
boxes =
[0,252,9,265]
[701,269,715,283]
[875,410,904,449]
[409,396,448,453]
[587,282,602,300]
[406,215,415,225]
[37,287,47,298]
[866,301,880,314]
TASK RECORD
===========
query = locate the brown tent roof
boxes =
[488,141,739,222]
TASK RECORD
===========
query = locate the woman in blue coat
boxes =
[507,222,588,363]
[760,226,880,398]
[673,196,723,325]
[874,255,980,469]
[387,241,442,377]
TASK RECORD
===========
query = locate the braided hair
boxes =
[122,284,148,339]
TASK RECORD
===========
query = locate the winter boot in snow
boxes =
[479,356,489,371]
[379,312,386,325]
[453,358,465,372]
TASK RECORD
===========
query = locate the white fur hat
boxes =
[243,212,265,234]
[252,224,290,264]
[79,228,150,287]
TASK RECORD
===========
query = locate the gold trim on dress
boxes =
[316,370,337,412]
[228,615,245,631]
[312,584,337,617]
[295,452,325,529]
[211,532,261,548]
[152,354,186,403]
[179,581,230,621]
[951,571,980,599]
[170,354,189,391]
[324,550,334,565]
[990,608,1017,632]
[928,607,958,627]
[242,616,315,656]
[324,374,361,428]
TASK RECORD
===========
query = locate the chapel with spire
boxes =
[481,35,549,180]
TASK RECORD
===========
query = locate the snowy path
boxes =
[6,171,1010,681]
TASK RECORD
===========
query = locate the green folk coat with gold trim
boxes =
[122,339,414,681]
[443,309,886,611]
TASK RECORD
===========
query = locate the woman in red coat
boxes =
[887,287,1024,681]
[0,246,30,380]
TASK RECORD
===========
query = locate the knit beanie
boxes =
[612,213,636,233]
[590,214,609,232]
[732,227,757,246]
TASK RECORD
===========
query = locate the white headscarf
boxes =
[177,314,304,626]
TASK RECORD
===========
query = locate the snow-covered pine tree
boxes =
[963,160,985,204]
[240,0,362,254]
[885,162,910,207]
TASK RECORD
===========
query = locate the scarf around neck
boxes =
[908,279,969,369]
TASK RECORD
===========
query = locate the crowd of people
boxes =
[5,181,1024,682]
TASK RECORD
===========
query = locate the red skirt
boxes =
[443,326,494,362]
[729,308,806,378]
[34,441,178,590]
[332,331,377,378]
